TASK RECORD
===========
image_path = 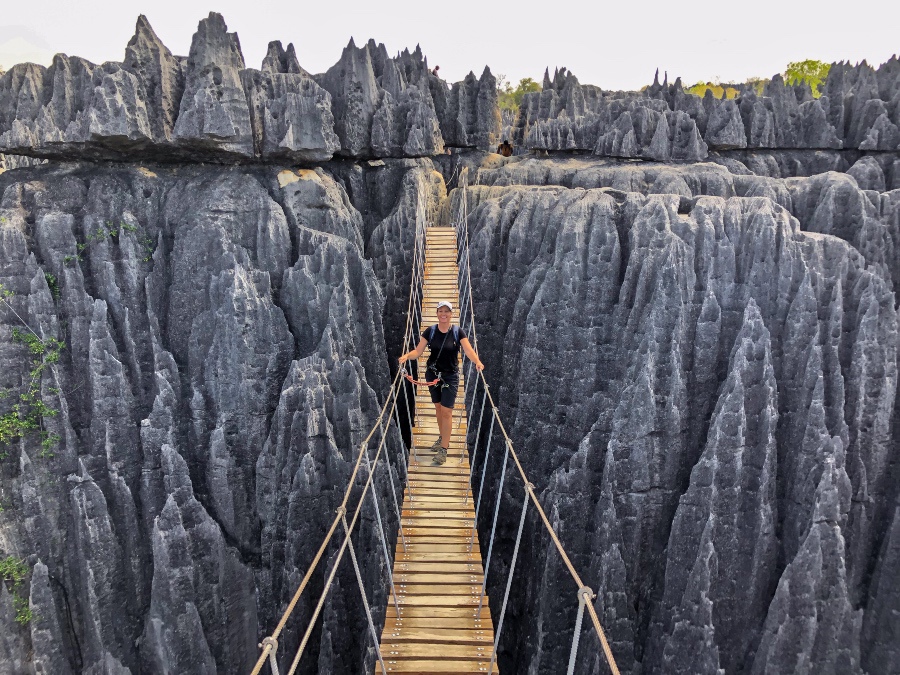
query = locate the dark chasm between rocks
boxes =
[0,11,899,675]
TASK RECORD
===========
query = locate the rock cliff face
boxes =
[0,160,438,673]
[463,157,899,674]
[0,14,899,675]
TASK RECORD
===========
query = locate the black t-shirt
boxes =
[422,324,467,374]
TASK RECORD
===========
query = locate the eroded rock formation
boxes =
[0,13,899,675]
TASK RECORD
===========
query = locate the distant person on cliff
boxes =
[497,139,514,157]
[432,65,440,76]
[398,301,484,465]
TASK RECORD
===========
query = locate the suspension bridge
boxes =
[250,170,620,675]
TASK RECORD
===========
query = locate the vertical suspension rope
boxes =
[461,387,487,466]
[362,447,401,617]
[566,586,593,675]
[467,412,495,508]
[342,513,389,675]
[392,400,413,502]
[488,487,531,675]
[260,637,280,675]
[469,410,497,515]
[476,444,508,613]
[378,410,408,552]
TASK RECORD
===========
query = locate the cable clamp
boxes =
[260,636,278,652]
[336,505,347,518]
[578,586,594,603]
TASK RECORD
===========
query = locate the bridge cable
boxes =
[453,168,621,675]
[250,177,431,675]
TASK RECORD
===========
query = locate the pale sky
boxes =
[1,0,898,92]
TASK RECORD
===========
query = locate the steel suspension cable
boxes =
[487,488,530,675]
[362,442,402,616]
[249,369,402,675]
[447,169,620,675]
[252,177,432,675]
[476,444,508,611]
[285,386,404,675]
[342,514,389,675]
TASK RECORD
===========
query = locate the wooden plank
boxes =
[393,573,483,585]
[397,584,483,596]
[408,486,469,498]
[400,528,475,539]
[384,617,490,630]
[402,505,474,515]
[406,470,470,481]
[400,516,472,526]
[392,562,482,575]
[395,553,481,564]
[376,659,498,673]
[408,476,469,484]
[400,521,475,532]
[379,643,493,658]
[378,234,498,670]
[384,616,494,634]
[382,633,492,648]
[392,595,482,607]
[400,493,470,503]
[403,507,475,517]
[404,534,481,550]
[402,510,476,520]
[386,605,493,619]
[395,546,481,559]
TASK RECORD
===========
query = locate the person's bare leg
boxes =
[433,403,446,450]
[439,406,453,449]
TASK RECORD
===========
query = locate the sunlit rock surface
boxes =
[0,14,899,675]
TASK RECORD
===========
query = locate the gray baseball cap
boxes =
[436,301,453,311]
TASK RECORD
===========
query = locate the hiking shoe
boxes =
[429,437,442,453]
[433,447,447,465]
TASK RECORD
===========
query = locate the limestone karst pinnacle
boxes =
[0,12,898,675]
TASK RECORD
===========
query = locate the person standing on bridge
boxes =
[398,301,484,465]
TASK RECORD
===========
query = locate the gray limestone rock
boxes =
[442,67,501,151]
[848,155,887,192]
[171,13,254,158]
[653,300,778,674]
[750,463,862,674]
[454,164,897,673]
[1,21,900,675]
[704,98,746,149]
[316,39,381,157]
[242,64,340,162]
[122,15,185,144]
[316,39,446,158]
[0,161,407,673]
[29,562,75,675]
[861,505,900,674]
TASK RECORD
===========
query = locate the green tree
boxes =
[685,81,740,99]
[498,77,542,112]
[746,77,769,96]
[784,59,831,97]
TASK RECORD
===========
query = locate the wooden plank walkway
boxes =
[376,226,498,674]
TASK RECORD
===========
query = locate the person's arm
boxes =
[460,337,484,371]
[399,337,428,364]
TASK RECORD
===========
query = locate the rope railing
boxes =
[451,168,621,675]
[250,177,431,675]
[252,167,621,675]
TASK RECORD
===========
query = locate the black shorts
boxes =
[428,370,459,408]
